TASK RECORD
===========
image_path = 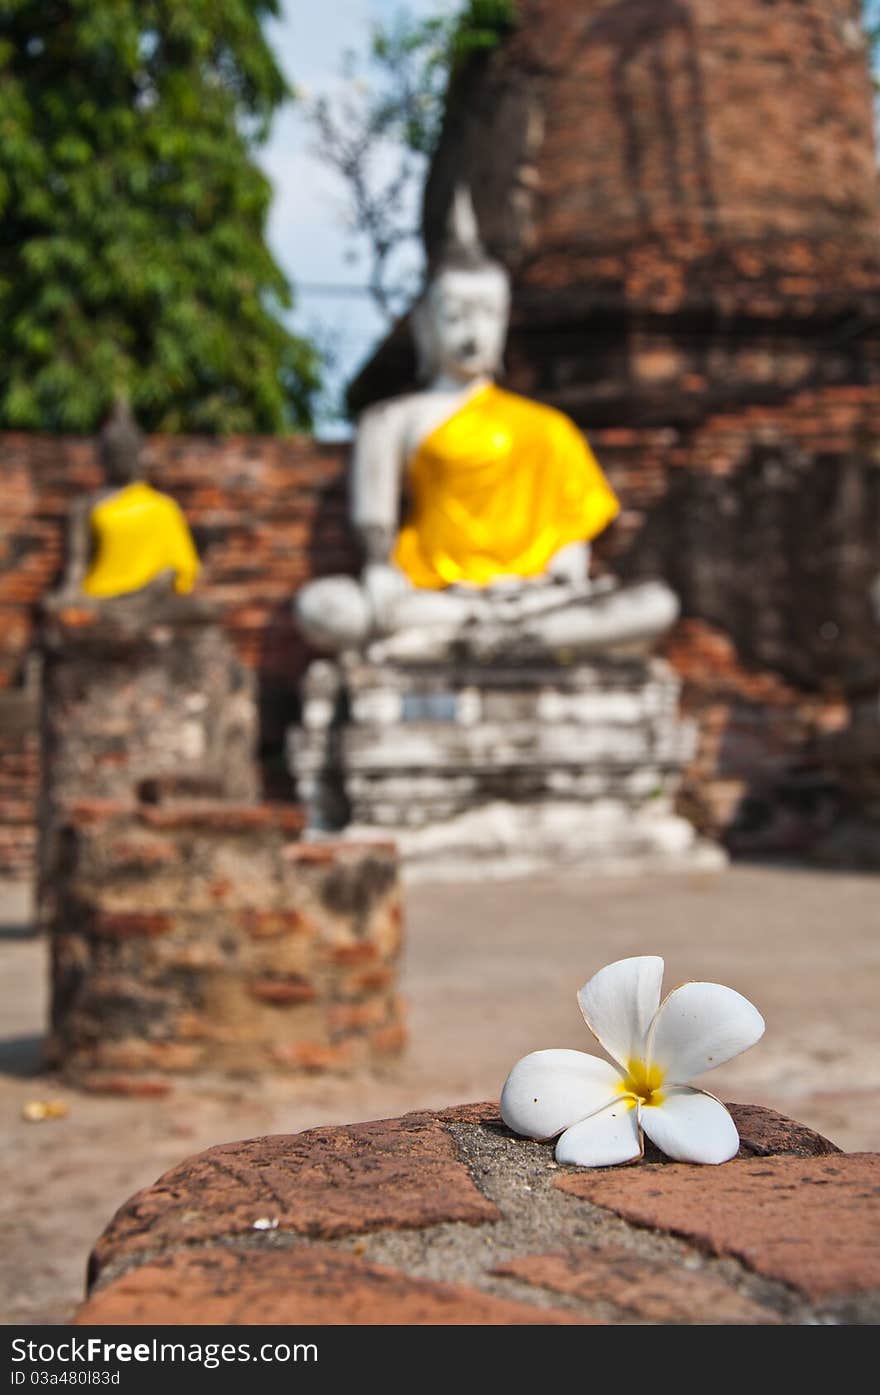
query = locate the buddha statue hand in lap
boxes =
[60,399,200,602]
[295,189,678,660]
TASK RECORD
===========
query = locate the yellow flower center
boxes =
[619,1058,666,1108]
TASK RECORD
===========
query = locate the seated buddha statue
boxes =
[61,399,200,601]
[295,189,677,660]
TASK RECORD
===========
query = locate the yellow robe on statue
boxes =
[392,383,620,589]
[82,481,200,598]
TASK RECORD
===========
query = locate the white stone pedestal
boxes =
[288,651,723,881]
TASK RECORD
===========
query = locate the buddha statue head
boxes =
[412,187,511,385]
[98,396,146,487]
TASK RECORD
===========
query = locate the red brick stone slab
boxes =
[76,1243,587,1326]
[720,1102,840,1159]
[494,1248,778,1325]
[88,1109,500,1285]
[554,1154,880,1301]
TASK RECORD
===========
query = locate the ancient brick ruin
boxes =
[1,0,879,873]
[47,802,404,1092]
[37,592,404,1090]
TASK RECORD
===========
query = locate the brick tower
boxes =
[356,0,879,423]
[420,0,880,427]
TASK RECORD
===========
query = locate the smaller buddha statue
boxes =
[295,189,677,661]
[61,399,200,601]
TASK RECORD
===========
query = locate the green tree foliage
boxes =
[0,0,320,433]
[370,0,518,157]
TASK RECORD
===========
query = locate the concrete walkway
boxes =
[1,863,878,1323]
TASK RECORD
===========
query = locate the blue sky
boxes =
[259,1,454,433]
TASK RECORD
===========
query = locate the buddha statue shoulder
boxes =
[60,400,200,602]
[295,189,677,661]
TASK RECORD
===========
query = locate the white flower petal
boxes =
[555,1097,643,1168]
[500,1049,623,1139]
[577,955,665,1069]
[641,1086,739,1164]
[646,981,765,1083]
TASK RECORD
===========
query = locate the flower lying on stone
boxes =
[500,956,764,1167]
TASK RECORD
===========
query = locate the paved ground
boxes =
[1,862,878,1325]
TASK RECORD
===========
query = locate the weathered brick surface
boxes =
[75,1100,877,1326]
[39,598,260,824]
[76,1245,585,1326]
[493,1248,778,1324]
[708,1101,841,1160]
[46,799,405,1086]
[554,1152,880,1301]
[598,393,880,698]
[87,1110,501,1285]
[34,580,406,1085]
[0,690,39,878]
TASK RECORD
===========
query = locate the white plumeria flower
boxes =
[500,956,765,1168]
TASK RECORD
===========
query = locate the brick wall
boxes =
[594,385,880,693]
[596,384,880,844]
[429,0,880,270]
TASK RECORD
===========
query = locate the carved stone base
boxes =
[288,652,721,879]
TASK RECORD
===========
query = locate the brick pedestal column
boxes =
[37,592,260,931]
[38,591,407,1088]
[46,802,405,1090]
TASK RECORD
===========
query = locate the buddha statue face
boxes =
[413,264,511,385]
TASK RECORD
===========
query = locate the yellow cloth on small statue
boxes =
[392,383,620,589]
[82,481,200,598]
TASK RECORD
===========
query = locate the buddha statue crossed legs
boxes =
[295,190,678,661]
